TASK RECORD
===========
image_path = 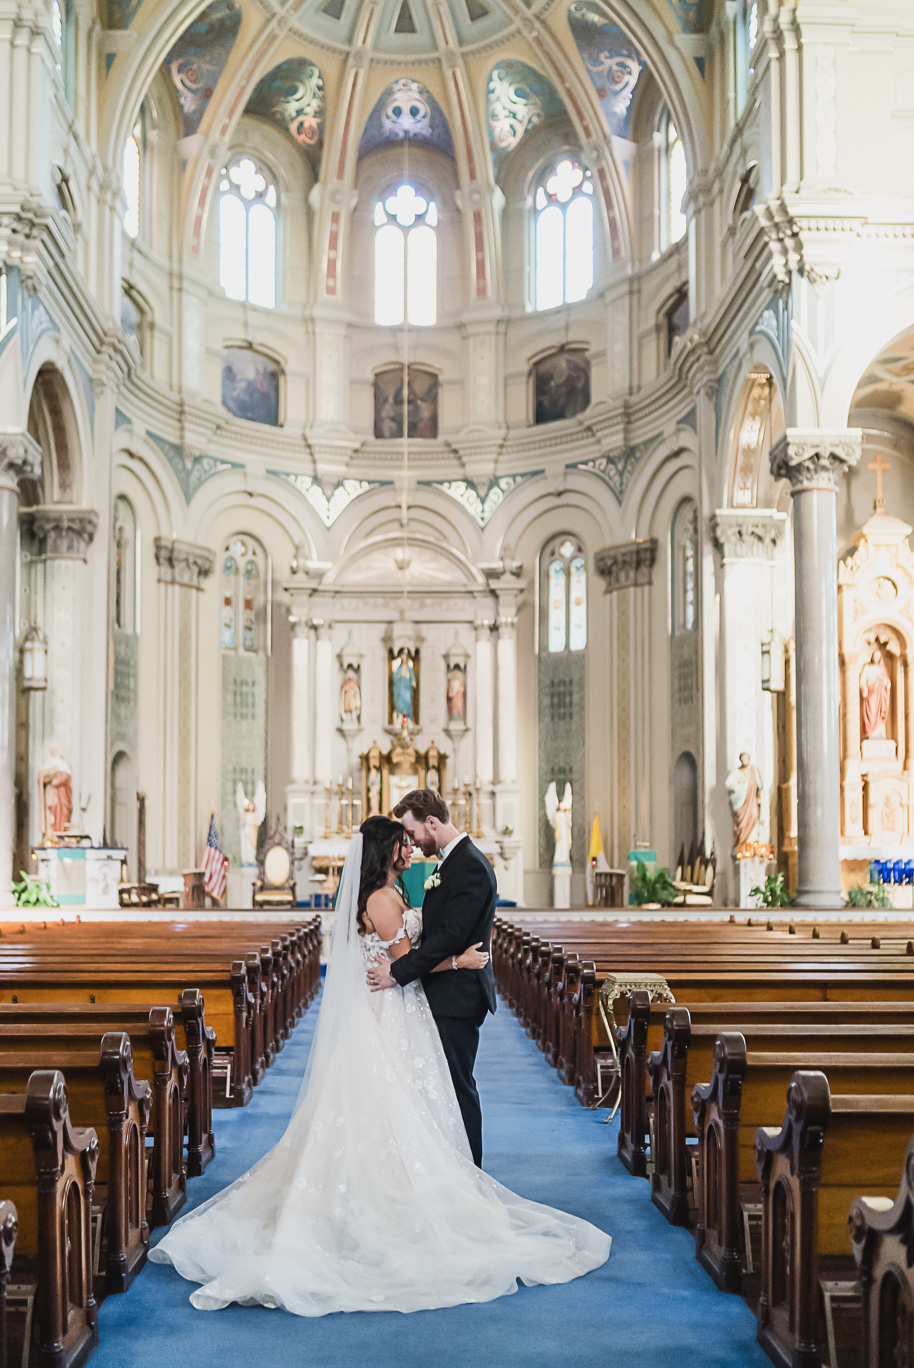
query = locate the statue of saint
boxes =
[860,647,892,739]
[340,666,361,723]
[367,767,381,817]
[446,667,466,725]
[544,781,572,865]
[725,752,763,847]
[235,780,266,867]
[391,648,416,725]
[37,746,73,840]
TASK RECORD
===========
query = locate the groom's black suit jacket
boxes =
[389,836,497,1018]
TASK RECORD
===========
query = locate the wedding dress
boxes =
[149,836,610,1315]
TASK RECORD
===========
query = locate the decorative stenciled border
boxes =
[422,472,543,529]
[268,470,389,528]
[149,433,241,504]
[570,437,659,506]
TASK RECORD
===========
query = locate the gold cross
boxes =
[868,452,891,512]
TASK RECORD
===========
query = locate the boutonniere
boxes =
[424,871,442,892]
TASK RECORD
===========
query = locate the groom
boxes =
[367,789,497,1167]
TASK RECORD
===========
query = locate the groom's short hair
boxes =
[393,789,450,824]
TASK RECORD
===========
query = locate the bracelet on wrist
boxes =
[451,954,458,971]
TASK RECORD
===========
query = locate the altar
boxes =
[33,845,127,909]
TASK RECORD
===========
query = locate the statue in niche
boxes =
[236,780,266,867]
[726,752,764,847]
[390,647,417,725]
[366,743,382,817]
[37,746,73,840]
[860,646,892,740]
[545,781,573,865]
[427,742,441,794]
[446,665,466,725]
[340,665,362,724]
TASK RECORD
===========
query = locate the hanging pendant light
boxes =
[22,625,48,690]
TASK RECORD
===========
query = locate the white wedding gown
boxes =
[149,838,610,1315]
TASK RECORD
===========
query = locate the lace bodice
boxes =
[359,905,423,966]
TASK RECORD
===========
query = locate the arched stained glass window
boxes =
[533,157,594,311]
[123,133,140,239]
[672,500,698,634]
[660,111,687,249]
[543,537,587,654]
[219,156,277,308]
[374,183,437,326]
[221,536,267,653]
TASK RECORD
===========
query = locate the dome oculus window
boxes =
[219,156,277,309]
[533,157,594,311]
[374,183,438,327]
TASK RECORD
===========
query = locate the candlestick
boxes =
[323,783,331,839]
[335,781,344,835]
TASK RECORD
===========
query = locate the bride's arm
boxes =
[364,889,412,958]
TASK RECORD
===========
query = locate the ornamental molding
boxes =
[571,436,661,506]
[594,538,658,592]
[148,433,241,505]
[154,537,215,589]
[710,508,787,563]
[268,471,388,529]
[423,473,540,529]
[770,428,863,492]
[0,429,41,491]
[23,505,99,560]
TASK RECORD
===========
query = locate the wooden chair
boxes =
[252,823,297,910]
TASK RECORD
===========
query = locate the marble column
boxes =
[289,619,312,793]
[770,429,862,906]
[474,616,494,789]
[153,538,214,871]
[595,540,658,863]
[0,433,41,908]
[710,510,787,902]
[313,621,334,788]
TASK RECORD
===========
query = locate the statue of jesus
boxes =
[37,747,73,840]
[725,752,763,848]
[860,647,892,739]
[391,649,416,725]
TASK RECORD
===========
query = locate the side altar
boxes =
[839,463,914,894]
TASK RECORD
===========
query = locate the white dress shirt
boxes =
[437,831,468,866]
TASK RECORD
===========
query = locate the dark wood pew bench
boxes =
[0,1034,150,1295]
[850,1132,914,1368]
[760,1071,914,1368]
[0,1072,98,1368]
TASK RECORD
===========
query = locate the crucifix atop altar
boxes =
[868,452,890,515]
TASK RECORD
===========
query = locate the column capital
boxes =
[23,505,99,560]
[0,430,41,493]
[770,428,862,492]
[711,508,788,562]
[594,538,658,593]
[153,537,214,589]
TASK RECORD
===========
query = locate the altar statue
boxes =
[726,752,763,847]
[544,781,572,865]
[391,648,416,725]
[236,780,266,867]
[37,746,72,840]
[446,666,466,724]
[860,646,892,739]
[340,666,361,723]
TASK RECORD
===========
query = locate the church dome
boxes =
[270,0,555,59]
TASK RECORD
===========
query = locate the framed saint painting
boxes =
[221,347,282,426]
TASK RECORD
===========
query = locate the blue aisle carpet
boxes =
[91,998,770,1368]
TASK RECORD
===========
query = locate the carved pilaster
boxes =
[594,538,658,592]
[153,537,215,589]
[770,428,862,492]
[23,506,98,560]
[710,509,788,562]
[0,430,41,493]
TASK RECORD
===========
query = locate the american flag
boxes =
[202,814,227,901]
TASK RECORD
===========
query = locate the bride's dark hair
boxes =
[357,817,410,931]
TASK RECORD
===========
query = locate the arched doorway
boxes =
[673,750,698,865]
[110,750,135,877]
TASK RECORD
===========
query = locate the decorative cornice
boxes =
[23,506,99,560]
[710,509,788,562]
[154,537,215,589]
[594,538,658,592]
[0,430,41,493]
[770,428,863,492]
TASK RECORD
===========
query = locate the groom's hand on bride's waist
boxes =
[367,964,396,992]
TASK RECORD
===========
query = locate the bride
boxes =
[150,816,610,1315]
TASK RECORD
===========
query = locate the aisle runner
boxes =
[92,997,770,1368]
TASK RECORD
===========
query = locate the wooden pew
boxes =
[0,993,215,1177]
[758,1071,914,1368]
[0,1012,187,1228]
[0,1071,98,1368]
[850,1134,914,1368]
[691,1037,914,1294]
[0,1033,150,1294]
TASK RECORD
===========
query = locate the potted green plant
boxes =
[845,881,893,909]
[749,873,794,909]
[11,872,58,909]
[630,865,677,908]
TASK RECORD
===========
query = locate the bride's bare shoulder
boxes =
[364,886,404,937]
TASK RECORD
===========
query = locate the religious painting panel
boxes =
[221,348,281,426]
[388,646,420,727]
[374,365,438,440]
[357,77,455,160]
[245,57,325,170]
[533,349,591,425]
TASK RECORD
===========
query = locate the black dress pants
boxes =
[434,1012,486,1167]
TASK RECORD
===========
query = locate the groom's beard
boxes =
[416,837,438,858]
